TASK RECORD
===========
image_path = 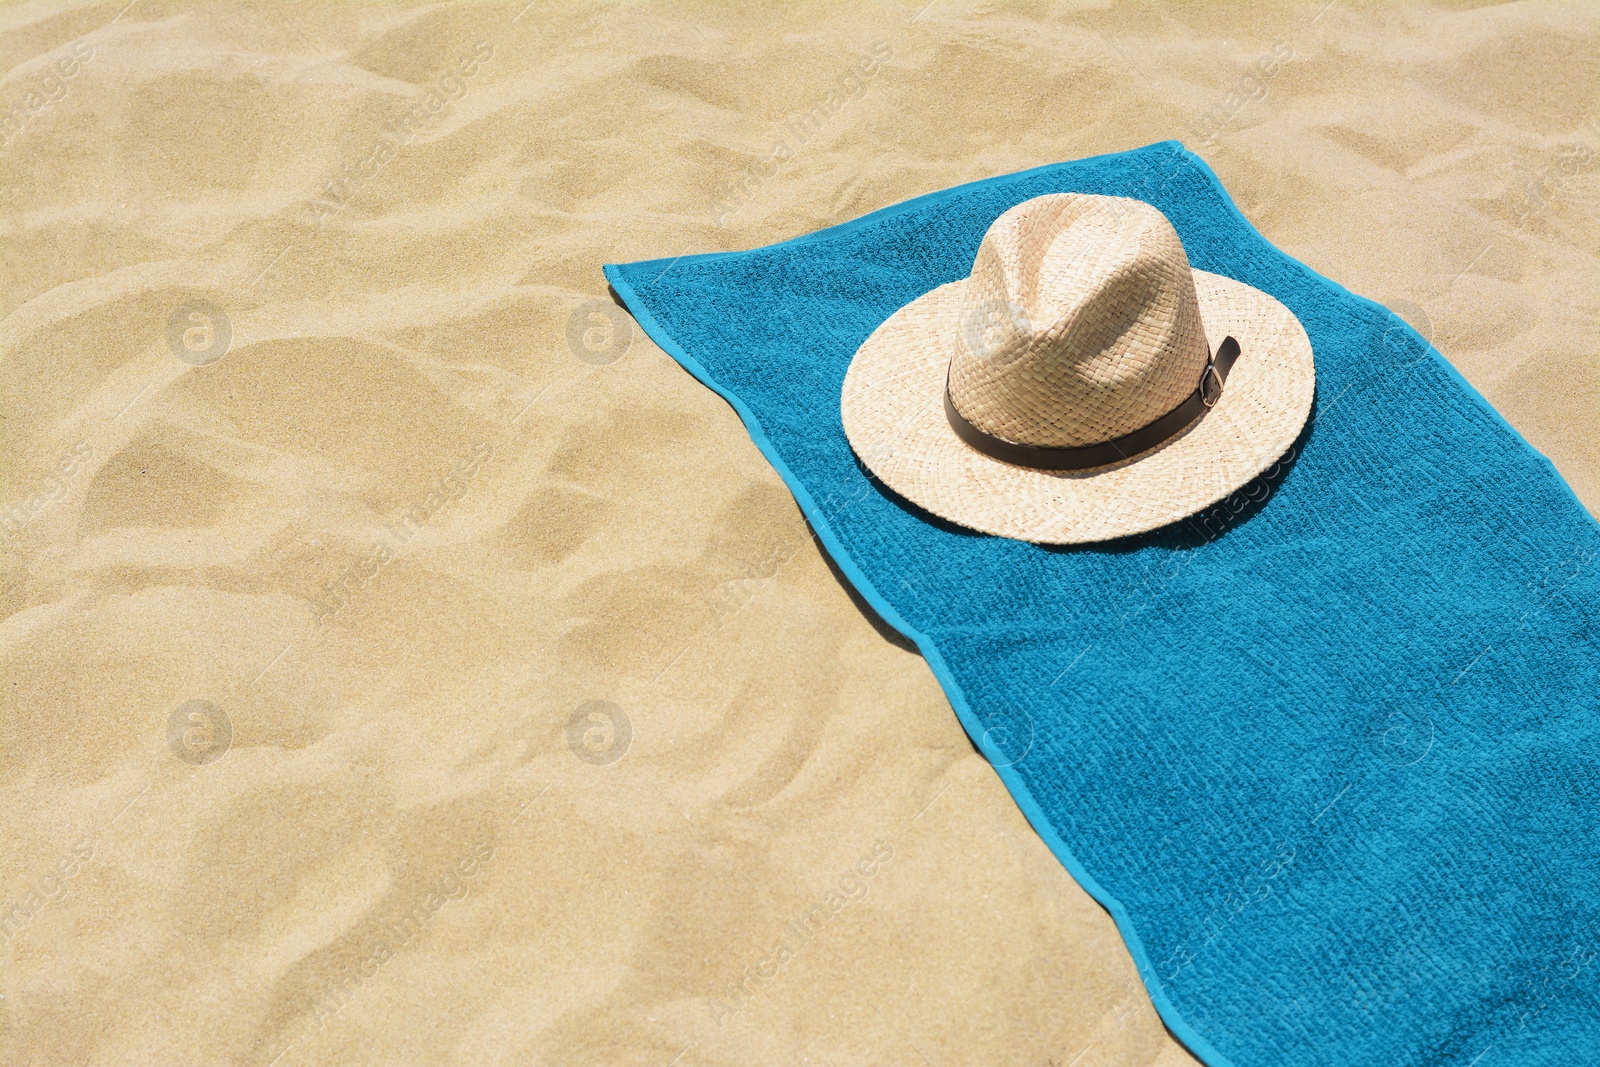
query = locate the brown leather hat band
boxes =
[943,336,1242,471]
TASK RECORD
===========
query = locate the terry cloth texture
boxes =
[604,142,1600,1067]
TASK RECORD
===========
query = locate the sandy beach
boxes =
[2,1,1596,1064]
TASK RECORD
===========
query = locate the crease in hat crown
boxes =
[947,194,1213,450]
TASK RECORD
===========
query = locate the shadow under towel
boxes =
[603,141,1600,1067]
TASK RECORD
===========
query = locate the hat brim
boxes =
[840,270,1315,544]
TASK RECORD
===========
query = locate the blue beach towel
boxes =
[603,142,1600,1067]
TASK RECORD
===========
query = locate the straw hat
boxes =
[841,193,1314,544]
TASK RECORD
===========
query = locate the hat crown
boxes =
[947,194,1212,449]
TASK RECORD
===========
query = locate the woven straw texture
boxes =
[842,195,1314,544]
[947,194,1212,448]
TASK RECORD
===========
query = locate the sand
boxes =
[1,1,1595,1064]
